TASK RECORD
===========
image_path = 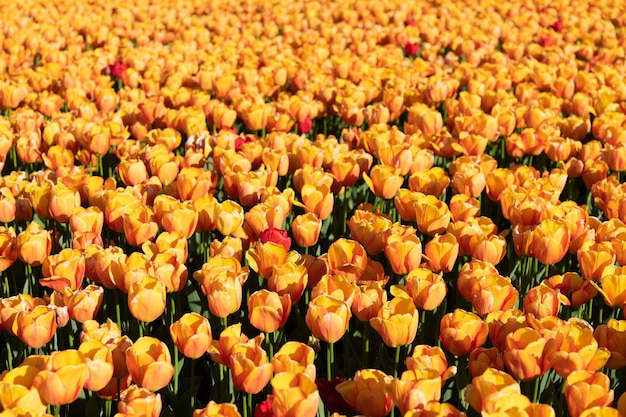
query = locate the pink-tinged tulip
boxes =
[370,297,419,347]
[118,385,162,417]
[305,295,351,344]
[269,372,319,417]
[440,309,489,356]
[229,344,273,394]
[33,350,89,405]
[565,371,614,417]
[125,337,174,391]
[170,312,213,359]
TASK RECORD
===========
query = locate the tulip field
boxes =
[3,0,626,416]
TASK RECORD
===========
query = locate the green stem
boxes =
[327,342,334,380]
[173,347,179,395]
[243,393,248,417]
[190,359,195,409]
[394,346,401,379]
[362,323,370,368]
[533,375,540,403]
[54,405,60,417]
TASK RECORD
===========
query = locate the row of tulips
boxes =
[2,0,626,417]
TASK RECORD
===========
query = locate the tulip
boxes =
[424,233,459,273]
[578,241,616,281]
[595,319,626,369]
[502,327,549,381]
[0,364,48,415]
[269,372,319,417]
[404,268,447,311]
[291,213,322,248]
[440,309,489,356]
[0,226,18,272]
[16,305,57,349]
[170,312,213,359]
[248,289,291,333]
[413,195,451,235]
[193,401,242,417]
[271,341,316,380]
[386,369,442,415]
[40,248,85,292]
[33,350,89,405]
[463,367,521,413]
[305,295,351,344]
[118,158,149,186]
[78,340,114,391]
[336,369,393,417]
[363,165,404,199]
[128,276,166,323]
[229,344,273,394]
[268,260,308,304]
[247,241,288,279]
[216,200,245,236]
[469,347,506,377]
[523,283,569,318]
[408,167,450,197]
[565,371,614,417]
[348,209,392,255]
[65,284,104,323]
[327,238,369,281]
[202,270,245,318]
[384,233,422,275]
[352,282,387,322]
[118,385,162,417]
[545,272,597,308]
[208,323,264,367]
[370,297,419,347]
[301,183,334,221]
[311,274,356,306]
[125,336,174,391]
[406,345,457,381]
[17,221,52,267]
[155,197,198,239]
[469,273,519,317]
[530,218,571,265]
[259,227,291,252]
[122,206,159,247]
[403,402,467,417]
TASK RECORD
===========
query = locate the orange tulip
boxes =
[352,282,387,322]
[530,218,571,265]
[16,305,57,349]
[403,402,467,417]
[78,340,114,391]
[229,344,273,394]
[469,347,506,377]
[193,401,242,417]
[348,209,393,255]
[595,319,626,369]
[17,221,52,267]
[305,295,351,344]
[33,350,89,405]
[269,372,319,417]
[125,336,174,391]
[122,206,159,247]
[65,284,104,323]
[216,200,245,236]
[154,196,198,239]
[127,276,166,323]
[0,363,48,414]
[384,233,422,275]
[565,371,614,417]
[300,183,334,221]
[469,232,507,265]
[248,289,291,333]
[268,259,308,304]
[247,241,289,279]
[311,274,356,307]
[118,158,149,186]
[403,268,447,311]
[336,369,393,417]
[327,238,369,281]
[545,319,610,378]
[503,327,549,381]
[202,270,246,319]
[523,283,569,319]
[545,272,597,308]
[578,241,616,281]
[118,385,162,417]
[386,369,442,415]
[424,233,459,273]
[170,312,213,359]
[40,248,85,292]
[469,273,519,317]
[363,165,404,199]
[406,345,457,382]
[370,297,419,347]
[440,309,489,356]
[291,213,322,247]
[0,226,18,272]
[271,341,316,380]
[414,195,452,235]
[463,367,520,413]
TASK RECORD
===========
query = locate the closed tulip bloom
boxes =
[523,283,570,318]
[118,158,149,186]
[311,274,356,307]
[260,227,291,252]
[269,372,319,417]
[0,188,16,223]
[463,367,521,413]
[208,323,264,367]
[408,167,450,197]
[386,369,442,415]
[271,341,316,380]
[202,270,245,318]
[246,241,288,279]
[424,233,459,273]
[122,206,159,247]
[370,297,419,347]
[268,260,308,303]
[291,213,322,247]
[305,295,351,344]
[414,195,451,235]
[48,183,81,223]
[440,309,489,356]
[17,221,52,266]
[158,200,198,239]
[16,305,57,348]
[248,289,291,333]
[406,345,457,382]
[230,344,273,394]
[470,273,519,317]
[404,268,447,311]
[469,232,507,265]
[65,284,104,323]
[33,350,89,405]
[78,340,114,391]
[69,206,104,235]
[530,218,571,265]
[363,165,404,199]
[301,183,334,221]
[384,233,422,275]
[595,319,626,369]
[216,200,245,236]
[118,385,162,417]
[125,336,174,391]
[336,369,393,417]
[352,282,387,322]
[170,312,212,359]
[0,226,18,272]
[327,238,369,281]
[469,347,506,378]
[578,241,615,281]
[127,276,166,323]
[403,402,467,417]
[565,371,614,417]
[503,327,549,381]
